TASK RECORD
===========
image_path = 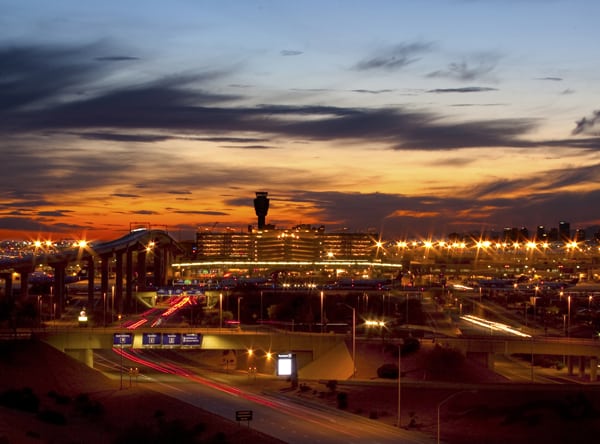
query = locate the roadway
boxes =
[93,348,435,444]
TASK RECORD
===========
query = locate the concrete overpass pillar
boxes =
[590,357,598,381]
[568,356,574,375]
[0,272,13,299]
[136,250,147,289]
[100,253,111,300]
[579,356,586,378]
[487,352,495,371]
[86,257,95,310]
[65,348,94,368]
[153,249,165,287]
[52,263,66,318]
[125,249,133,314]
[115,251,124,315]
[18,269,30,299]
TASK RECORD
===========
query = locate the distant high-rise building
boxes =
[559,221,570,242]
[536,225,547,241]
[575,228,586,242]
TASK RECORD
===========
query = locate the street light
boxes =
[567,294,571,338]
[237,296,243,324]
[437,390,477,444]
[320,291,324,333]
[219,293,223,330]
[338,303,356,378]
[397,342,402,428]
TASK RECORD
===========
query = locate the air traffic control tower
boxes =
[253,191,270,229]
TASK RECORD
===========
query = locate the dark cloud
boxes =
[536,77,563,81]
[111,193,141,198]
[267,183,600,239]
[220,145,275,150]
[0,216,68,233]
[354,42,433,71]
[427,55,498,81]
[38,210,73,217]
[428,87,498,93]
[572,110,600,135]
[280,50,303,56]
[352,89,394,94]
[78,132,171,143]
[95,56,140,61]
[172,210,229,216]
[167,191,192,195]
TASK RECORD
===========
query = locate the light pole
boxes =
[437,390,477,444]
[397,342,402,428]
[237,296,243,324]
[338,303,356,377]
[219,293,223,330]
[320,291,324,333]
[260,291,263,323]
[567,295,571,338]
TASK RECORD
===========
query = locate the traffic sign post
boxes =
[235,409,253,426]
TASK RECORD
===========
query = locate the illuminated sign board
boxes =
[142,333,162,346]
[113,333,133,346]
[162,333,181,346]
[277,353,295,376]
[181,333,202,346]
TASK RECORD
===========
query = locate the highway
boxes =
[94,349,435,444]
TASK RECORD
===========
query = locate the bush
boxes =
[401,336,420,355]
[377,363,399,379]
[0,387,39,413]
[325,380,338,392]
[337,392,348,409]
[37,409,67,425]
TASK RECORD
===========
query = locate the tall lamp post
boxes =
[320,291,324,333]
[338,303,356,377]
[397,342,401,428]
[567,294,571,338]
[237,296,243,324]
[219,293,223,330]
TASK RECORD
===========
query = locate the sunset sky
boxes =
[1,0,600,243]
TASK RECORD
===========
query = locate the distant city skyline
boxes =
[1,1,600,242]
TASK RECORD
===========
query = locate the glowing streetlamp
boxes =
[320,291,324,333]
[338,303,356,378]
[567,294,571,338]
[237,296,243,324]
[219,293,223,330]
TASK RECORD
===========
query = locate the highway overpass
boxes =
[0,229,183,318]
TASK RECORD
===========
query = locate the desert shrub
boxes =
[325,379,338,392]
[0,387,39,413]
[337,392,348,409]
[48,390,71,405]
[74,393,104,417]
[377,363,399,379]
[401,336,421,355]
[37,409,67,425]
